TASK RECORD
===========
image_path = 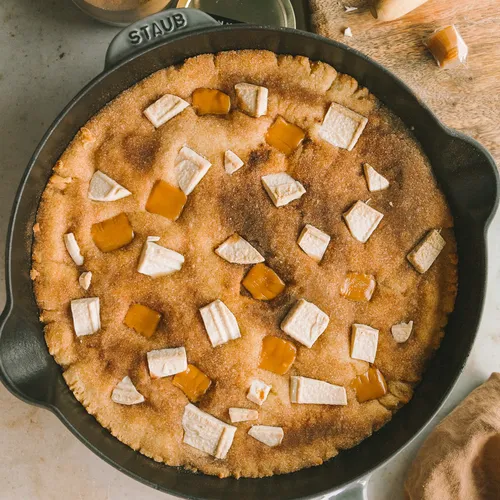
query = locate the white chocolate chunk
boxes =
[281,299,329,348]
[64,232,84,266]
[234,83,268,117]
[345,6,358,12]
[182,403,236,459]
[290,376,347,405]
[199,300,241,347]
[143,94,189,128]
[407,229,446,273]
[351,324,379,363]
[344,27,353,37]
[111,376,145,405]
[391,321,414,343]
[261,173,306,207]
[88,170,131,202]
[343,201,384,243]
[229,408,259,423]
[175,146,212,195]
[224,150,244,174]
[78,271,92,291]
[147,347,187,379]
[71,297,100,337]
[363,163,389,192]
[319,102,368,151]
[215,234,264,265]
[137,237,184,278]
[248,425,283,447]
[297,224,331,262]
[247,379,272,406]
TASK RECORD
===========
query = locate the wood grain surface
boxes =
[309,0,500,164]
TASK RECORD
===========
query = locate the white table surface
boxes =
[0,1,498,498]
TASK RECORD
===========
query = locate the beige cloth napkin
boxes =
[405,373,500,500]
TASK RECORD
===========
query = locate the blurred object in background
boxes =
[175,0,296,27]
[72,0,172,25]
[72,0,297,29]
[371,0,430,21]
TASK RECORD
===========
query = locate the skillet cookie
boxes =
[31,50,458,478]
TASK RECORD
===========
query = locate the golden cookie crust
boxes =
[32,50,457,478]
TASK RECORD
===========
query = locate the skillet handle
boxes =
[437,131,499,228]
[105,8,220,69]
[0,305,55,408]
[329,477,369,499]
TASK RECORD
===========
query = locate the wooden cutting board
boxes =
[309,0,500,165]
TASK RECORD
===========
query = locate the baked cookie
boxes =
[31,50,457,478]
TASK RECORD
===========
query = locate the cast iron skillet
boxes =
[0,9,498,500]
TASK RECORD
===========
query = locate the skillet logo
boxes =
[128,13,187,45]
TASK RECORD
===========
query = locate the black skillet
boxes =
[0,9,498,500]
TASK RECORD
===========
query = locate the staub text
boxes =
[128,13,187,45]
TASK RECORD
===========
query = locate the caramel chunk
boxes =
[192,88,231,115]
[145,180,187,221]
[124,304,161,338]
[259,336,297,375]
[340,273,376,302]
[242,263,285,300]
[265,116,305,155]
[351,367,388,403]
[91,212,134,252]
[173,364,212,402]
[426,25,468,69]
